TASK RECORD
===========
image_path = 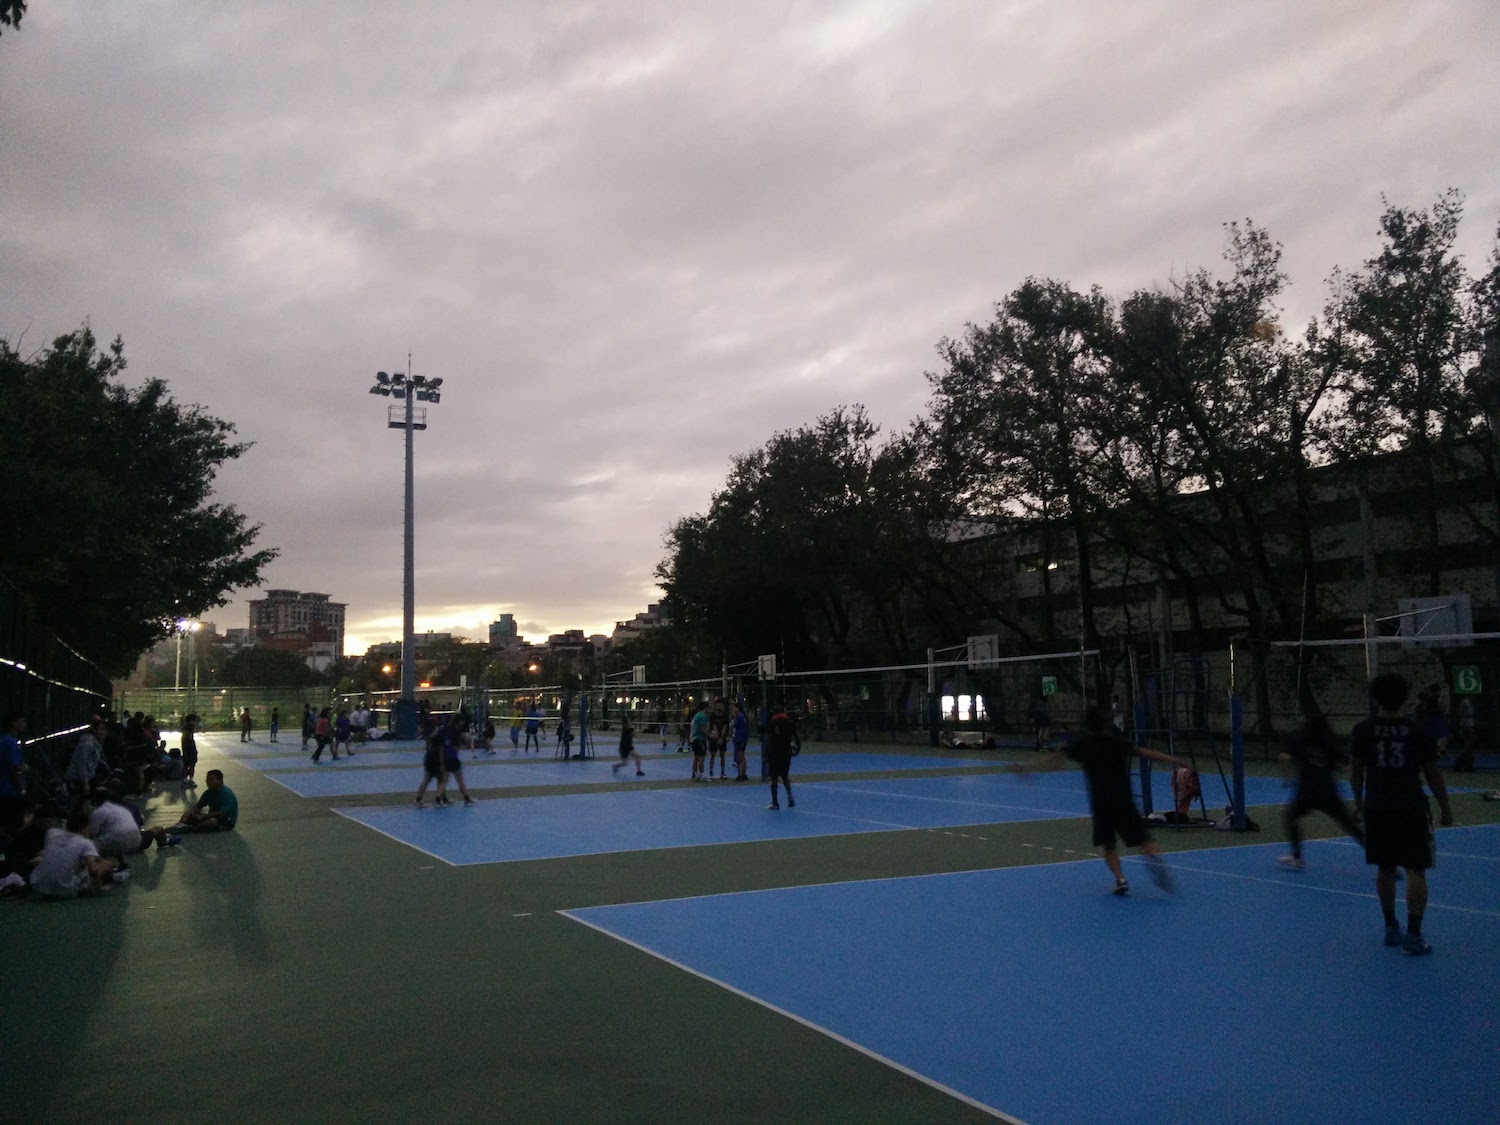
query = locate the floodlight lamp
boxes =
[412,374,427,386]
[368,385,384,395]
[428,392,440,404]
[377,371,392,384]
[426,377,443,390]
[393,387,406,399]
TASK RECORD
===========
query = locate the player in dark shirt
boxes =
[1349,673,1454,955]
[1277,713,1363,870]
[1013,704,1189,895]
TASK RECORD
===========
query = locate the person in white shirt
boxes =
[88,787,180,859]
[31,807,117,897]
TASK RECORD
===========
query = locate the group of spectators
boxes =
[0,711,238,899]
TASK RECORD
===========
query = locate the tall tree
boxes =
[0,328,277,673]
[1339,191,1475,593]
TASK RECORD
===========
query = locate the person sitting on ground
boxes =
[64,717,106,795]
[939,730,970,749]
[1,800,55,887]
[144,746,184,787]
[89,785,180,861]
[30,806,118,897]
[170,769,238,833]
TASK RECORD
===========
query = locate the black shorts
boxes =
[691,738,707,757]
[1091,796,1148,850]
[1364,808,1434,870]
[423,752,443,779]
[764,751,792,777]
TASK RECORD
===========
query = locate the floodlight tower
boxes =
[368,359,445,740]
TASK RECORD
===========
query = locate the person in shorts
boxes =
[435,716,475,806]
[731,702,750,781]
[524,705,544,753]
[414,732,447,806]
[1013,704,1187,895]
[180,713,200,789]
[612,716,644,777]
[1278,712,1363,869]
[707,699,729,780]
[688,702,709,781]
[764,708,799,809]
[1350,672,1454,955]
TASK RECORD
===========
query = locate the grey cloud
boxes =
[4,0,1498,647]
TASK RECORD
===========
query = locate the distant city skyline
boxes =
[4,2,1497,661]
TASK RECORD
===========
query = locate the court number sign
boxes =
[1041,676,1058,697]
[1453,666,1482,695]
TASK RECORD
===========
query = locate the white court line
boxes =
[679,788,922,833]
[558,908,1022,1125]
[329,807,458,867]
[1135,859,1500,919]
[818,781,1082,819]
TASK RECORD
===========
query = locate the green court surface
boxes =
[5,732,1496,1124]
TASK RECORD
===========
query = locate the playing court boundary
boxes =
[329,806,460,867]
[559,908,1023,1125]
[561,827,1500,1124]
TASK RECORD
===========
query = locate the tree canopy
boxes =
[0,328,277,674]
[653,192,1499,709]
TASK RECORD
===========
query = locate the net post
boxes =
[1230,691,1246,830]
[926,647,939,748]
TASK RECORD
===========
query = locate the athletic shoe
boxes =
[463,796,475,806]
[1402,933,1432,955]
[1277,856,1305,870]
[635,770,644,776]
[112,870,131,884]
[160,834,183,848]
[1384,923,1402,947]
[413,799,424,807]
[1113,880,1129,896]
[787,795,795,808]
[768,802,780,810]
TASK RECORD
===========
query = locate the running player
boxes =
[1013,704,1187,895]
[1349,672,1454,955]
[612,716,645,777]
[1278,712,1363,869]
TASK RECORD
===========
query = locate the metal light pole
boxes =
[369,359,444,740]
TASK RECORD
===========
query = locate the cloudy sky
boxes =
[3,1,1498,654]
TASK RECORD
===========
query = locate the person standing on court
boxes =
[765,707,798,809]
[731,701,750,782]
[1349,672,1454,955]
[301,703,316,749]
[688,701,710,781]
[1278,712,1363,870]
[524,703,544,753]
[708,698,729,780]
[1012,704,1186,895]
[239,707,253,743]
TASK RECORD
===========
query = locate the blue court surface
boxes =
[563,825,1500,1125]
[260,750,998,797]
[238,749,425,770]
[332,774,1087,865]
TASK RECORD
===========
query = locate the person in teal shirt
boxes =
[689,702,710,781]
[172,769,238,832]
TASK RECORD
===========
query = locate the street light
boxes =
[368,358,445,740]
[174,619,200,692]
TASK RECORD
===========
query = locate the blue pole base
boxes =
[395,698,420,742]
